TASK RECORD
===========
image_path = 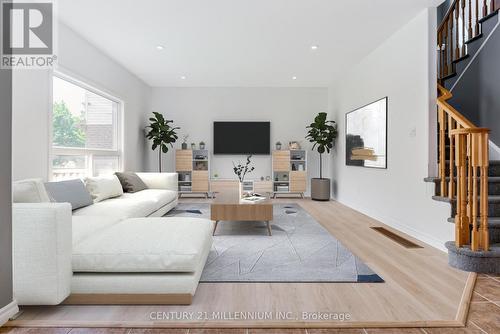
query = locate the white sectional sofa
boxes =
[12,173,214,305]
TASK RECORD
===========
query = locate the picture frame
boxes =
[345,97,388,169]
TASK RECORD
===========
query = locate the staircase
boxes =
[427,0,500,273]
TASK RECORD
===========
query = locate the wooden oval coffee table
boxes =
[210,191,274,236]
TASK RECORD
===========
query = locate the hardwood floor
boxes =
[4,198,488,330]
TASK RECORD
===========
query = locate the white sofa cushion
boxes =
[72,217,214,273]
[13,178,51,203]
[72,189,177,218]
[84,175,123,203]
[136,172,177,191]
[121,189,177,211]
[72,215,124,245]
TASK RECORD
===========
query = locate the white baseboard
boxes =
[0,300,19,326]
[335,199,448,252]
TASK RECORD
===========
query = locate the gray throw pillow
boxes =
[44,179,93,210]
[115,172,148,193]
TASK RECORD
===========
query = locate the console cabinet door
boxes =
[210,180,238,193]
[192,171,209,192]
[290,171,306,192]
[176,150,192,171]
[253,181,273,194]
[273,150,290,171]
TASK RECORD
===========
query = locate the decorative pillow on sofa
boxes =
[13,178,51,203]
[115,172,148,193]
[84,175,124,203]
[44,179,93,210]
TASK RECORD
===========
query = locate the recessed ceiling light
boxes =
[292,76,297,80]
[311,45,319,50]
[180,76,186,80]
[156,45,164,50]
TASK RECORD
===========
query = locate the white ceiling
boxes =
[57,0,440,87]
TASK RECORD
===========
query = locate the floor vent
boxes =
[370,227,424,249]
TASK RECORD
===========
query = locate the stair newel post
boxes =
[467,133,474,226]
[471,133,479,251]
[448,116,456,199]
[479,131,490,250]
[439,108,447,196]
[455,132,470,247]
[475,0,480,36]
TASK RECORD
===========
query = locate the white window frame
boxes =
[49,71,124,180]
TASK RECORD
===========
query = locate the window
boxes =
[51,75,122,180]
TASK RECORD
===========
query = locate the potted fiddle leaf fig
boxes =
[305,112,337,201]
[145,112,180,173]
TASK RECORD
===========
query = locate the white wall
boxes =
[12,23,152,181]
[149,87,329,193]
[329,8,453,250]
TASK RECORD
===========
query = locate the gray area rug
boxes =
[166,203,383,283]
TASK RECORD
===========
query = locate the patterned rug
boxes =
[166,203,384,283]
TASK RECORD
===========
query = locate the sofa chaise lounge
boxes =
[12,173,214,305]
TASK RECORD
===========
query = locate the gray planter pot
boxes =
[311,178,330,201]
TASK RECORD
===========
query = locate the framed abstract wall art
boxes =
[345,97,387,169]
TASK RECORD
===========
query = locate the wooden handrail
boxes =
[437,85,489,251]
[437,85,475,128]
[437,0,497,80]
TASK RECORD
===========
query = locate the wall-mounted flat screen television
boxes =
[213,121,270,155]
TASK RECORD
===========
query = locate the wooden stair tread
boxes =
[447,217,500,225]
[432,195,500,203]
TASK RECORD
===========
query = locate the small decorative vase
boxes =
[181,142,187,150]
[200,143,205,150]
[191,143,196,150]
[238,182,244,199]
[276,144,281,150]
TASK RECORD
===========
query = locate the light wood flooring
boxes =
[4,198,487,330]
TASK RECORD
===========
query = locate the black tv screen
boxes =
[214,121,270,155]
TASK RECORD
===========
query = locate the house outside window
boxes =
[51,75,122,180]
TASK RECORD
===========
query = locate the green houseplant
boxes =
[145,112,180,172]
[305,112,337,200]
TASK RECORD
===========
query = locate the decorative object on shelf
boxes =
[266,176,271,181]
[199,141,205,150]
[346,97,387,169]
[190,142,196,150]
[275,141,282,150]
[181,135,189,150]
[306,112,337,201]
[145,112,180,173]
[260,176,264,181]
[233,155,255,198]
[213,173,219,180]
[288,141,301,150]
